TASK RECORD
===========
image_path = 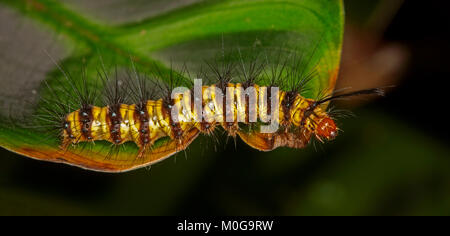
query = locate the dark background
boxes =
[1,0,450,215]
[381,1,450,142]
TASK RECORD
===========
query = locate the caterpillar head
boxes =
[299,101,337,141]
[315,117,337,141]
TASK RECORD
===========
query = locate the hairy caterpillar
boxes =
[62,80,383,153]
[18,47,384,172]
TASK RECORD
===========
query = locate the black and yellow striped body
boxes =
[62,83,336,157]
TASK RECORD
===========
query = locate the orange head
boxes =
[315,117,337,140]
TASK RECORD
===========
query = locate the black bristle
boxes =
[317,87,388,105]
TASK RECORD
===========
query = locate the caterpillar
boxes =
[20,48,385,172]
[62,80,383,154]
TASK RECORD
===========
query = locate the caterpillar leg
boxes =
[272,130,312,149]
[237,129,312,151]
[137,143,152,159]
[60,138,72,150]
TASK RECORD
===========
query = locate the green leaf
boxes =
[0,0,344,172]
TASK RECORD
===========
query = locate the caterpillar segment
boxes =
[62,83,338,160]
